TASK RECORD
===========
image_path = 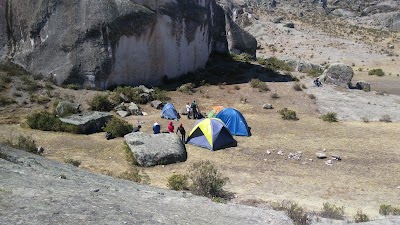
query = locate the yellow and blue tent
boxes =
[187,118,236,151]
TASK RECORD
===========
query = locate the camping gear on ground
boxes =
[216,108,250,136]
[207,105,225,118]
[187,118,236,151]
[161,103,179,120]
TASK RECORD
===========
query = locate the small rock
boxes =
[316,152,327,159]
[284,22,295,28]
[332,155,341,161]
[262,103,273,109]
[266,150,271,155]
[301,162,307,165]
[309,159,313,161]
[37,146,44,154]
[388,45,394,49]
[277,150,284,155]
[264,158,267,161]
[150,100,163,109]
[119,93,129,102]
[91,189,100,192]
[117,110,130,118]
[325,160,333,166]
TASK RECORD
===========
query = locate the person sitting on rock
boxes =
[132,125,141,132]
[153,122,160,134]
[168,121,174,133]
[176,123,186,143]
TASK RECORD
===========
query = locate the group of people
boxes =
[314,77,322,87]
[153,121,186,143]
[186,100,199,119]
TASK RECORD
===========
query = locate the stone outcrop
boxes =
[0,145,294,225]
[55,101,80,117]
[320,63,354,87]
[59,111,112,134]
[124,132,187,167]
[0,0,259,89]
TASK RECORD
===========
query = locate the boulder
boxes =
[139,93,151,104]
[124,132,187,167]
[128,103,142,116]
[150,100,163,109]
[316,152,327,159]
[114,102,126,111]
[355,81,371,91]
[320,63,354,87]
[59,111,112,134]
[117,111,130,118]
[55,101,80,117]
[138,85,154,94]
[284,22,295,28]
[262,103,273,109]
[119,93,129,103]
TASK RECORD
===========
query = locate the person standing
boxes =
[191,100,198,119]
[186,102,191,119]
[168,121,174,133]
[176,123,186,143]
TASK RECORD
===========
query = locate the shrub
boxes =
[265,57,293,71]
[292,83,302,91]
[89,95,114,112]
[167,174,189,191]
[64,158,81,167]
[271,201,310,225]
[250,78,269,92]
[26,111,79,133]
[0,95,16,106]
[2,135,38,154]
[256,57,267,65]
[118,168,149,184]
[306,68,322,77]
[21,76,42,93]
[230,53,253,62]
[320,202,345,220]
[361,116,370,123]
[0,62,29,76]
[66,83,79,90]
[151,87,170,101]
[368,68,385,76]
[379,204,400,216]
[354,210,369,223]
[379,115,392,123]
[271,93,280,99]
[321,112,338,122]
[278,108,299,120]
[103,117,133,138]
[177,83,195,95]
[308,94,316,100]
[189,160,228,198]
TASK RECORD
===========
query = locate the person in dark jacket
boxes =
[132,125,141,132]
[153,122,160,134]
[191,100,198,119]
[176,123,186,143]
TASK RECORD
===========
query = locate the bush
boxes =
[320,202,345,220]
[118,168,149,184]
[271,201,310,225]
[265,57,293,71]
[189,160,228,198]
[271,93,280,99]
[113,86,146,104]
[2,135,38,154]
[250,78,270,92]
[0,95,16,106]
[26,111,79,133]
[151,87,170,101]
[89,95,114,112]
[321,112,338,122]
[167,174,189,191]
[308,94,316,100]
[379,115,392,123]
[21,76,42,93]
[292,83,302,91]
[103,117,133,138]
[354,209,369,223]
[278,108,299,120]
[368,68,385,76]
[177,83,196,95]
[66,83,80,90]
[64,158,81,167]
[230,53,253,62]
[379,204,400,216]
[306,68,323,77]
[0,62,29,76]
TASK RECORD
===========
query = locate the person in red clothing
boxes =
[167,121,174,133]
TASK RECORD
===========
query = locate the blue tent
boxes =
[216,108,250,136]
[187,118,236,151]
[161,103,179,120]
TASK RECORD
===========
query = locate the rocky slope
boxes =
[0,0,256,89]
[0,145,293,225]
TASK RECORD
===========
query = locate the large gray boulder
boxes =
[124,132,187,167]
[59,111,112,134]
[1,0,229,89]
[225,14,258,57]
[55,101,80,117]
[320,63,354,87]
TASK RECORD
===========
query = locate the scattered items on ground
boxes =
[316,152,327,159]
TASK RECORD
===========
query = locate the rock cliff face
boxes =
[1,0,256,89]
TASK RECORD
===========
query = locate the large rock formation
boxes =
[320,63,354,87]
[0,145,294,224]
[0,0,259,89]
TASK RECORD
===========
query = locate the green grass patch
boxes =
[250,78,269,92]
[26,111,79,133]
[278,108,299,120]
[368,68,385,76]
[320,112,338,122]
